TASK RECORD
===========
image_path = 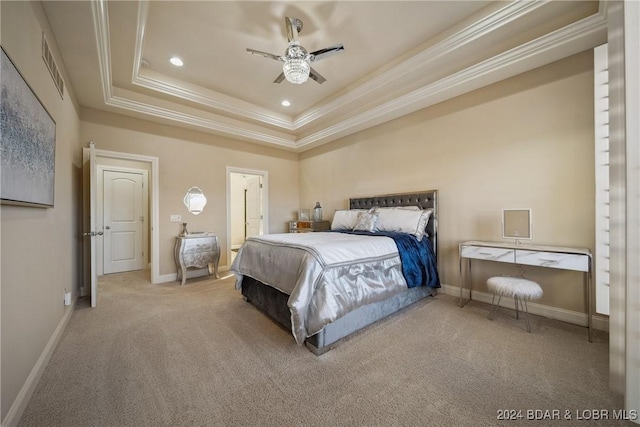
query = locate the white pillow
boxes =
[376,205,421,211]
[376,208,433,241]
[353,211,378,232]
[331,209,365,230]
[414,208,433,241]
[376,209,423,234]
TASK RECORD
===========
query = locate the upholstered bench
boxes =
[487,276,543,332]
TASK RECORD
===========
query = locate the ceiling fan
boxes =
[246,17,344,85]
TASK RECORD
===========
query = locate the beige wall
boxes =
[299,51,595,313]
[79,109,299,276]
[0,2,598,422]
[1,1,83,421]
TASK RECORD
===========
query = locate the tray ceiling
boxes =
[42,1,606,152]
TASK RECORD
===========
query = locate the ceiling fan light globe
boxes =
[283,58,310,84]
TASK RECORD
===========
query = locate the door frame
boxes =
[85,148,160,288]
[226,167,268,267]
[97,165,149,275]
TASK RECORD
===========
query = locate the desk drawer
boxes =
[461,246,514,263]
[515,250,589,272]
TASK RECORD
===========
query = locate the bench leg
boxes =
[488,294,502,320]
[522,299,532,333]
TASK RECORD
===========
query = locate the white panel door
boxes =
[82,142,100,307]
[103,170,144,274]
[245,176,262,238]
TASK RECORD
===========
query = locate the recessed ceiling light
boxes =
[169,57,183,67]
[281,100,291,107]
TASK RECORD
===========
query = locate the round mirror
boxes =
[183,187,207,215]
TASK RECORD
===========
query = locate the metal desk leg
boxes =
[459,253,464,307]
[587,255,593,342]
[459,254,471,307]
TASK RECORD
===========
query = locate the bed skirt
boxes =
[241,276,436,355]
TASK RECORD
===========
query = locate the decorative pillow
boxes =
[331,210,362,230]
[376,205,421,211]
[375,207,433,241]
[414,208,434,241]
[353,211,378,232]
[376,208,423,234]
[331,208,376,230]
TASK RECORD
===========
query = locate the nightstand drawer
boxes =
[184,241,216,254]
[460,246,514,263]
[515,250,589,272]
[289,220,330,233]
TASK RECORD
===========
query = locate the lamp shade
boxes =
[283,58,310,84]
[283,43,311,84]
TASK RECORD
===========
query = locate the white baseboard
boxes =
[156,265,231,284]
[440,283,609,332]
[157,272,178,283]
[2,297,78,427]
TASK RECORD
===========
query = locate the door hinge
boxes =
[140,216,144,222]
[260,183,263,188]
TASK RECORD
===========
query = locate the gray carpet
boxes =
[19,271,630,426]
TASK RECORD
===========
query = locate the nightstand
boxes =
[174,233,220,285]
[289,220,330,233]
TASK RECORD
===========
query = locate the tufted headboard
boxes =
[349,190,438,259]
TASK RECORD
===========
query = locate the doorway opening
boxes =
[226,167,268,266]
[97,165,148,275]
[83,145,160,306]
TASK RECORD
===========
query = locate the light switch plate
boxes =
[170,214,182,222]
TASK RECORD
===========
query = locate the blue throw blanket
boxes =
[336,230,440,289]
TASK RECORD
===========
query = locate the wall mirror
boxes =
[184,187,207,215]
[502,209,532,241]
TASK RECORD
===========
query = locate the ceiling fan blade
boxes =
[246,48,284,62]
[285,17,301,43]
[273,72,286,84]
[310,44,344,62]
[309,68,326,84]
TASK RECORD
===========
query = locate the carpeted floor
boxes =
[18,270,631,426]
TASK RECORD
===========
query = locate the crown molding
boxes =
[91,0,112,102]
[296,10,607,151]
[128,1,546,131]
[91,0,607,152]
[133,72,295,130]
[106,94,298,149]
[130,0,294,130]
[131,0,148,83]
[292,1,547,129]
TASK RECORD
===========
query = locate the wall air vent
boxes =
[42,33,64,98]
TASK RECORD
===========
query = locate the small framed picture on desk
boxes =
[298,209,310,221]
[502,209,532,243]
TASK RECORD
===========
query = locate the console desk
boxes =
[459,240,593,342]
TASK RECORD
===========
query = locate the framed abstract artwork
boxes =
[1,46,56,207]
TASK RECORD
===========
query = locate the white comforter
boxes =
[230,232,408,344]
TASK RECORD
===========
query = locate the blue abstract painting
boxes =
[1,47,56,207]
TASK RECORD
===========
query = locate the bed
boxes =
[230,190,439,354]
